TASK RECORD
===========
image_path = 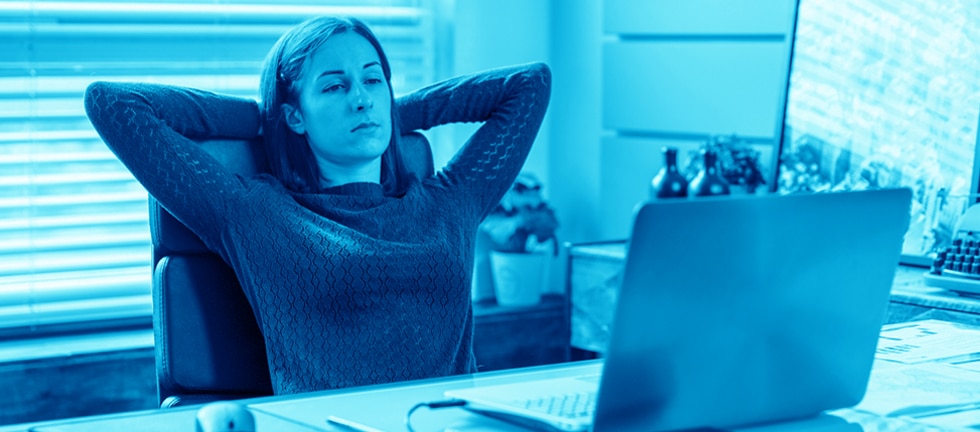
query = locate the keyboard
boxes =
[924,203,980,295]
[515,391,596,419]
[445,375,600,432]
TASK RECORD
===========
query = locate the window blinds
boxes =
[0,0,436,337]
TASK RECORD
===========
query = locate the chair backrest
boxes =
[151,132,434,407]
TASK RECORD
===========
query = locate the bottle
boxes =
[689,147,730,197]
[650,147,688,199]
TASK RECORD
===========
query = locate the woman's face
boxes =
[283,31,392,184]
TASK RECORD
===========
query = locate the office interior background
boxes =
[2,0,979,426]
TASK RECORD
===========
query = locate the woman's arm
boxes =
[396,62,552,216]
[84,81,261,251]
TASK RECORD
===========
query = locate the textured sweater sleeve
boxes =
[396,62,551,216]
[83,81,262,251]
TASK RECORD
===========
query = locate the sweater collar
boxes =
[319,181,384,198]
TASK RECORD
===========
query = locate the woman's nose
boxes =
[350,83,373,112]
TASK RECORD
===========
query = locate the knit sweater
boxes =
[84,63,551,394]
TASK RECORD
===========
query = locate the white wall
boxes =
[548,0,603,245]
[449,0,604,247]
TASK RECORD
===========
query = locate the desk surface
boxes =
[4,348,980,432]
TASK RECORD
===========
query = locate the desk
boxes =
[4,338,980,432]
[567,241,980,354]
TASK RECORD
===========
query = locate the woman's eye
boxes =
[365,77,383,86]
[323,83,345,93]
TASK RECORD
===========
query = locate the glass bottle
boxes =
[650,147,688,199]
[689,148,730,197]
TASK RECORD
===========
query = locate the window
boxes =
[0,0,444,337]
[777,0,980,261]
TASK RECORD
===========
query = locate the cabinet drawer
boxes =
[473,295,569,371]
[602,40,788,137]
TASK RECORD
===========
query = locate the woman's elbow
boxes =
[83,81,116,126]
[526,62,552,90]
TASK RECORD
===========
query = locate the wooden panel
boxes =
[603,0,797,35]
[602,40,789,138]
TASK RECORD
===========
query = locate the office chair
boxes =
[151,132,434,408]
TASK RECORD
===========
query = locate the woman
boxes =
[84,16,550,395]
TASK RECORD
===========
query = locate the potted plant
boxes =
[477,173,559,306]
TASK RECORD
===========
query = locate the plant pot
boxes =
[489,251,548,307]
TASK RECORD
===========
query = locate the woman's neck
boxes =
[317,158,381,189]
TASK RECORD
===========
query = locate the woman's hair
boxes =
[259,16,411,195]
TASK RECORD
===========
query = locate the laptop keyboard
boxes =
[515,391,596,419]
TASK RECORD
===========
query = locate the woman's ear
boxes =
[281,103,306,135]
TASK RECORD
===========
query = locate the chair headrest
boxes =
[196,138,269,177]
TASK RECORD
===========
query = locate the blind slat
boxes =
[0,230,149,255]
[0,213,147,231]
[0,268,149,306]
[0,191,149,208]
[0,296,152,329]
[1,247,151,274]
[0,1,421,23]
[0,172,135,186]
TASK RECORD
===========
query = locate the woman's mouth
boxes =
[351,121,380,133]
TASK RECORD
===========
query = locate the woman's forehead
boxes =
[304,32,382,79]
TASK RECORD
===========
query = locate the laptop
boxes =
[448,188,912,431]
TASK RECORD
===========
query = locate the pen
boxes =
[326,415,387,432]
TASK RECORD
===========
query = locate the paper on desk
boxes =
[951,357,980,374]
[855,360,980,419]
[875,319,980,364]
[912,407,980,430]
